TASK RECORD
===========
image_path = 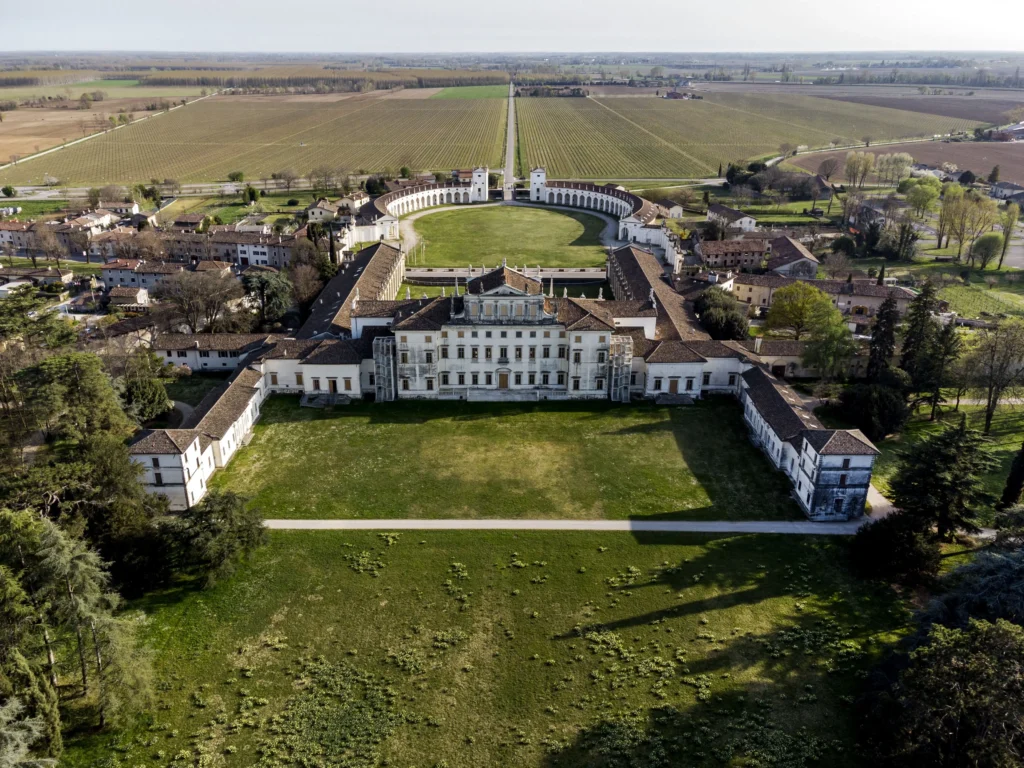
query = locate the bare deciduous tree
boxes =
[152,271,245,333]
[824,252,851,279]
[817,157,840,181]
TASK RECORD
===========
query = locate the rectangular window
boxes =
[529,347,536,359]
[400,352,409,364]
[441,331,448,338]
[471,331,478,338]
[425,351,433,364]
[514,373,522,385]
[572,378,581,391]
[154,473,163,487]
[685,378,693,391]
[177,351,187,358]
[369,374,375,386]
[457,347,465,359]
[728,373,737,386]
[842,458,851,469]
[596,378,605,390]
[152,458,160,468]
[312,378,321,391]
[344,378,352,391]
[426,379,434,391]
[575,335,582,343]
[528,373,536,385]
[166,351,173,357]
[530,331,536,338]
[833,498,844,513]
[441,373,449,386]
[400,335,407,342]
[557,373,566,385]
[654,378,663,391]
[472,348,479,360]
[458,373,465,385]
[485,347,492,360]
[199,350,210,358]
[573,351,581,364]
[440,347,449,359]
[599,336,606,343]
[515,347,523,360]
[485,373,493,386]
[402,379,410,391]
[270,373,279,386]
[500,330,507,338]
[543,346,551,359]
[458,331,465,338]
[597,351,606,364]
[516,331,523,338]
[544,331,551,338]
[472,373,479,386]
[839,474,847,487]
[425,335,432,343]
[542,373,550,385]
[500,346,508,359]
[296,373,303,386]
[702,372,711,386]
[630,373,637,386]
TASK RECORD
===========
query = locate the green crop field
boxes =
[408,206,607,268]
[212,398,802,521]
[0,95,508,185]
[432,85,508,99]
[516,94,981,179]
[64,530,909,768]
[0,79,204,101]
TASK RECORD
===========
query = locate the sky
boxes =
[6,0,1024,54]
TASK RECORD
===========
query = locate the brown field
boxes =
[382,87,444,99]
[820,95,1024,124]
[0,101,160,160]
[789,140,1024,185]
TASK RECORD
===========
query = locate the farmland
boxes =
[432,85,509,99]
[820,94,1024,124]
[789,140,1024,184]
[516,94,980,179]
[63,530,909,768]
[0,94,508,185]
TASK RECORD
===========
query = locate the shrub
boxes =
[849,513,940,586]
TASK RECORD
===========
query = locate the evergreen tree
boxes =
[0,698,55,768]
[999,442,1024,511]
[876,262,885,286]
[242,270,293,328]
[867,294,900,382]
[169,491,266,586]
[925,322,963,420]
[899,282,939,390]
[890,414,998,539]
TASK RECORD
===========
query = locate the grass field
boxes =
[432,85,508,99]
[397,281,612,300]
[871,404,1024,524]
[0,95,508,185]
[164,371,232,406]
[408,206,607,268]
[0,80,204,101]
[516,94,981,179]
[212,398,802,521]
[64,530,909,768]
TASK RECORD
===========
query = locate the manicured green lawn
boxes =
[64,530,909,768]
[431,85,508,99]
[1,255,102,278]
[873,404,1024,524]
[409,206,607,268]
[213,398,801,521]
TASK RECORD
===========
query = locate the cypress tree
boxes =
[900,282,939,390]
[867,294,899,382]
[999,441,1024,510]
[876,263,885,285]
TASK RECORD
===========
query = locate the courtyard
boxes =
[405,205,610,268]
[212,398,801,522]
[65,531,907,768]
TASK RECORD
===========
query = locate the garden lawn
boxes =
[212,397,802,521]
[397,281,612,300]
[63,530,909,768]
[872,404,1024,525]
[409,206,607,268]
[165,371,231,406]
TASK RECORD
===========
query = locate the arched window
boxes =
[548,191,554,204]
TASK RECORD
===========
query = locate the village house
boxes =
[990,181,1024,200]
[730,273,915,315]
[99,200,140,217]
[107,286,150,310]
[695,238,769,270]
[766,237,819,278]
[656,199,684,218]
[707,203,758,232]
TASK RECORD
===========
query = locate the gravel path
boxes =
[265,518,867,535]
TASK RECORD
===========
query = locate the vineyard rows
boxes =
[517,94,984,179]
[0,97,508,185]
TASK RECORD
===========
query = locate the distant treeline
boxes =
[815,69,1024,89]
[515,86,588,97]
[0,70,100,87]
[138,67,509,89]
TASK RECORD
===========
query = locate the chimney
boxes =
[754,336,763,354]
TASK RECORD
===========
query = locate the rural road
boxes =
[503,81,516,199]
[264,518,868,535]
